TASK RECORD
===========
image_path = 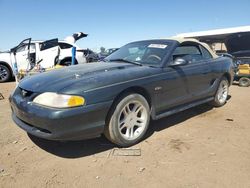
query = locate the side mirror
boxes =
[170,58,188,66]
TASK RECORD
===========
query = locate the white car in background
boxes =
[0,32,88,82]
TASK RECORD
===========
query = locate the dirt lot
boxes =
[0,82,250,188]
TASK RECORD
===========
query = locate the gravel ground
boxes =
[0,82,250,188]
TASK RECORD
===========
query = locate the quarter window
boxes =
[59,42,73,49]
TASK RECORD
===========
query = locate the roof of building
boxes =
[174,25,250,43]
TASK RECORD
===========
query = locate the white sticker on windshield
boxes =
[148,44,168,49]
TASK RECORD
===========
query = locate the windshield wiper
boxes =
[108,58,142,66]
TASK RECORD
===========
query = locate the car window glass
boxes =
[173,46,200,55]
[40,39,58,51]
[16,44,28,53]
[106,41,170,65]
[200,45,213,59]
[172,45,203,63]
[59,42,73,49]
[127,47,146,62]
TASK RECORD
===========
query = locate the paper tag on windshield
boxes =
[148,44,168,49]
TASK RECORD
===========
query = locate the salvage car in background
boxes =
[98,48,119,61]
[82,49,100,63]
[0,32,87,82]
[10,38,234,147]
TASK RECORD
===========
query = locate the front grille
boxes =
[15,87,37,99]
[21,89,33,97]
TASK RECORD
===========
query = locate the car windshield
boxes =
[106,41,171,66]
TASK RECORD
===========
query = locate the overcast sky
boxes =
[0,0,250,51]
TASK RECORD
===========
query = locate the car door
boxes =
[187,45,215,100]
[37,39,59,68]
[171,44,214,102]
[154,66,190,113]
[13,38,31,71]
[58,42,74,62]
[156,43,214,113]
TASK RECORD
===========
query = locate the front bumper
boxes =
[9,89,112,141]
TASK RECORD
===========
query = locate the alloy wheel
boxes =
[217,80,228,104]
[118,101,148,140]
[0,65,8,81]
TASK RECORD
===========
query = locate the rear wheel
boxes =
[239,77,250,87]
[210,77,229,107]
[60,60,72,66]
[104,93,150,147]
[59,59,78,66]
[0,64,11,83]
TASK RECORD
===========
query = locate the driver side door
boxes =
[155,44,214,113]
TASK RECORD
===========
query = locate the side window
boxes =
[16,44,28,53]
[16,44,35,53]
[59,42,73,49]
[200,45,213,59]
[172,45,203,63]
[40,39,58,51]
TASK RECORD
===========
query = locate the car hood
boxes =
[18,62,157,94]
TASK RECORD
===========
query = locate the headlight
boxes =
[33,92,85,108]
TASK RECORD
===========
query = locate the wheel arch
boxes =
[222,72,232,85]
[0,61,14,77]
[105,86,153,125]
[116,86,152,107]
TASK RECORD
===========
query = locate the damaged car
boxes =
[0,32,88,82]
[10,38,234,147]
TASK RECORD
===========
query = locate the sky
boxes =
[0,0,250,52]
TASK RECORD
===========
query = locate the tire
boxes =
[239,77,250,87]
[104,93,150,147]
[0,64,11,83]
[60,60,72,66]
[210,77,229,107]
[59,59,78,66]
[88,58,93,63]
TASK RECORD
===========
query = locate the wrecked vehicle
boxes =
[0,32,87,82]
[98,48,119,61]
[226,33,250,86]
[83,49,100,63]
[10,38,234,147]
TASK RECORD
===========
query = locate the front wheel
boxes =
[104,93,150,147]
[210,77,229,107]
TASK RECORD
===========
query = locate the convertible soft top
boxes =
[166,37,218,59]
